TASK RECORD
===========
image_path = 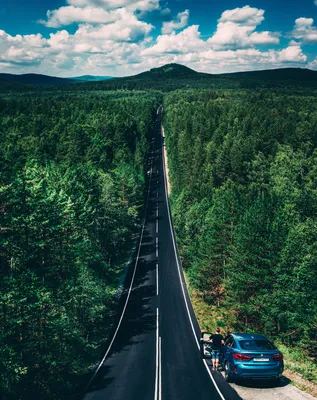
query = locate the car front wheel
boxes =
[224,361,234,383]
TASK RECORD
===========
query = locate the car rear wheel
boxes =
[224,361,234,383]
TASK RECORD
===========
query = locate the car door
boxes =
[222,335,235,367]
[200,332,213,359]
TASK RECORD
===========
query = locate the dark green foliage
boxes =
[0,90,160,399]
[69,64,317,92]
[164,89,317,357]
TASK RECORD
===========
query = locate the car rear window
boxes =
[238,340,275,350]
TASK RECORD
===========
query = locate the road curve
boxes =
[83,109,241,400]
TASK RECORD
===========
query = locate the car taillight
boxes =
[233,353,252,361]
[272,353,283,361]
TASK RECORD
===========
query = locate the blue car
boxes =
[221,333,284,382]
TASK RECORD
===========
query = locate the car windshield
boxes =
[238,340,275,351]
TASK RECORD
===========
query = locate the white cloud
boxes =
[162,10,189,34]
[0,30,47,66]
[142,25,205,56]
[278,45,307,62]
[219,6,265,26]
[67,0,160,12]
[41,0,161,27]
[292,17,317,43]
[308,57,317,69]
[250,31,280,45]
[42,6,116,28]
[207,6,279,49]
[74,9,153,42]
[198,46,306,69]
[0,3,312,76]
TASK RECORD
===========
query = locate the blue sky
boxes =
[1,0,317,76]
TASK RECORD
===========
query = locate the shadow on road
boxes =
[81,233,158,396]
[233,375,291,389]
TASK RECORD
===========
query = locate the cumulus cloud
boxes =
[162,10,189,34]
[292,17,317,43]
[198,46,306,68]
[41,0,161,27]
[75,9,153,42]
[219,6,265,26]
[207,6,279,49]
[142,25,205,56]
[278,45,307,62]
[67,0,160,12]
[308,57,317,69]
[41,6,116,28]
[0,2,312,76]
[0,30,47,66]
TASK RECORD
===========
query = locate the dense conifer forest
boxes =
[1,65,317,398]
[163,89,317,358]
[0,90,161,399]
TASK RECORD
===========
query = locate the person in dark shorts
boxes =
[201,328,224,370]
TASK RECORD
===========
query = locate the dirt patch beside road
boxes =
[225,373,317,400]
[284,368,317,398]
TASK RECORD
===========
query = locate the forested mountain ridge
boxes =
[2,64,317,91]
[72,64,317,91]
[0,73,75,85]
[163,89,317,366]
[0,73,112,86]
[0,90,161,399]
[219,67,317,81]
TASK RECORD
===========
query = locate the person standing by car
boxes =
[201,328,224,370]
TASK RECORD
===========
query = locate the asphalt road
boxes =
[83,109,241,400]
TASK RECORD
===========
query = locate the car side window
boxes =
[225,336,234,347]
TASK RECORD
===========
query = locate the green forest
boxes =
[1,66,317,398]
[163,89,317,361]
[0,90,161,399]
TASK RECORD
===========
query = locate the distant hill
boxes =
[0,73,113,86]
[219,67,317,82]
[0,73,74,86]
[134,63,201,79]
[72,75,113,82]
[75,63,221,91]
[74,63,317,92]
[1,64,317,91]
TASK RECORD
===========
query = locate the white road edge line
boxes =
[84,157,153,393]
[156,263,159,296]
[159,336,162,400]
[155,308,159,400]
[161,123,226,400]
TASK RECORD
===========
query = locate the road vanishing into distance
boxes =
[84,108,241,400]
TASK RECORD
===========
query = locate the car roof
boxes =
[231,333,268,341]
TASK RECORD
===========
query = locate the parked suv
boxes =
[222,333,284,382]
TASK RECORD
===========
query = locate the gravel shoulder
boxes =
[219,371,317,400]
